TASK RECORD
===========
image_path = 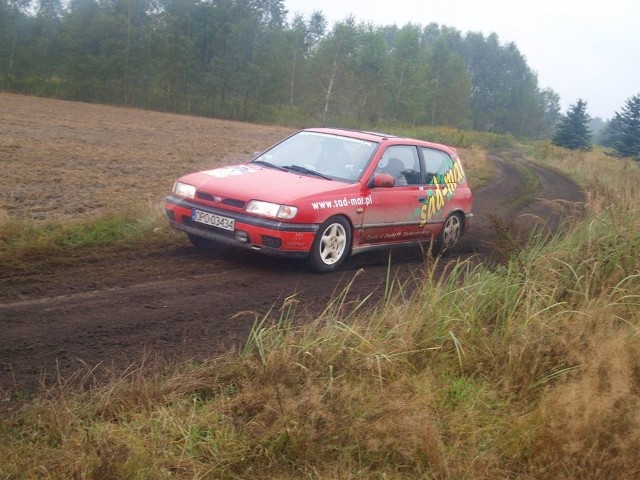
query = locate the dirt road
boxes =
[0,151,584,395]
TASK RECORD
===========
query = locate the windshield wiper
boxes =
[252,160,287,171]
[284,165,333,180]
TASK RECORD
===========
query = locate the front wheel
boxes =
[435,213,462,254]
[308,216,352,272]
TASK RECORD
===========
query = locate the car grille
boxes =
[222,198,245,208]
[195,191,245,208]
[261,235,282,248]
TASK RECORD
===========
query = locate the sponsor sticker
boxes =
[311,195,373,210]
[202,165,257,178]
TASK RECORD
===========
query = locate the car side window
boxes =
[375,146,421,186]
[421,147,454,184]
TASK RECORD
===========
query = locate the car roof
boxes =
[303,127,457,155]
[303,127,395,142]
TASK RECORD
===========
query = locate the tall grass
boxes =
[2,146,640,479]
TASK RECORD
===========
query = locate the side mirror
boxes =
[371,173,395,188]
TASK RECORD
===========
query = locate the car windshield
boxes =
[251,131,378,182]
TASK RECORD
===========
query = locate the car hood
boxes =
[179,163,356,203]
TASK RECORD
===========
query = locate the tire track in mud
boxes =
[0,151,584,395]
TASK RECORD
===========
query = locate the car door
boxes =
[358,145,429,245]
[418,146,466,238]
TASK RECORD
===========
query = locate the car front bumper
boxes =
[165,195,318,259]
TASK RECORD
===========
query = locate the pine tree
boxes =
[613,94,640,160]
[599,113,622,148]
[552,99,592,150]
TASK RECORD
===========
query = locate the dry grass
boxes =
[459,144,494,189]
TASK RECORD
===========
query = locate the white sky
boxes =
[284,0,640,120]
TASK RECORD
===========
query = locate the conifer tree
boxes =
[599,112,622,149]
[612,94,640,160]
[552,99,592,150]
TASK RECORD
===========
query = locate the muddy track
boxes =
[0,152,584,396]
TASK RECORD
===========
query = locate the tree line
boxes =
[552,95,640,160]
[1,0,565,137]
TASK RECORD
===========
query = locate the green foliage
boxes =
[1,0,559,138]
[464,33,548,137]
[552,99,592,150]
[425,33,472,128]
[603,93,640,160]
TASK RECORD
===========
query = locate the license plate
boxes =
[192,209,235,231]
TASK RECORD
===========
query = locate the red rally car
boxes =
[165,128,473,272]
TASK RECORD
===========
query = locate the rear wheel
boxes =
[309,216,352,272]
[435,213,462,254]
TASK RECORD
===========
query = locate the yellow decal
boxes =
[418,162,464,226]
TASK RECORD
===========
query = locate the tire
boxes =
[188,233,218,251]
[435,213,462,254]
[309,216,352,272]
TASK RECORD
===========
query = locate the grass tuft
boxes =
[0,202,182,271]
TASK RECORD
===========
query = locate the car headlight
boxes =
[246,200,298,219]
[173,181,196,199]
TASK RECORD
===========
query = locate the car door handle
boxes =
[417,197,427,203]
